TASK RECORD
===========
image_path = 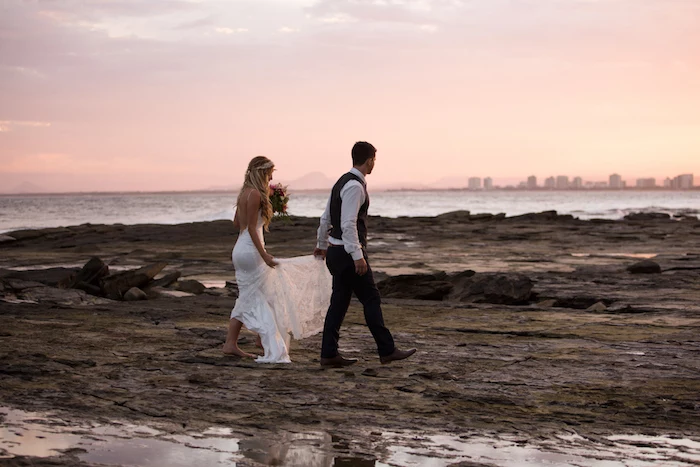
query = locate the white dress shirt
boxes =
[316,167,367,261]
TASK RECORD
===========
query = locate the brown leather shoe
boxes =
[320,354,358,368]
[380,348,416,365]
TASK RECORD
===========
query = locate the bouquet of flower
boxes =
[269,183,290,219]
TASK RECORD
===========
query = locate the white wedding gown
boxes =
[230,211,332,363]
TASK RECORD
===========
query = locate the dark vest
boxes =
[329,172,369,247]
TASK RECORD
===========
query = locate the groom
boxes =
[314,141,416,367]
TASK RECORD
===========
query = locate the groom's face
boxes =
[366,155,376,174]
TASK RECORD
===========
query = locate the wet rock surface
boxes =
[1,212,699,464]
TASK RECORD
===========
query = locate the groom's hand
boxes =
[354,258,368,276]
[313,248,326,259]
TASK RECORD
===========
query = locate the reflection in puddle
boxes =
[2,407,699,466]
[240,432,335,466]
[199,280,227,288]
[382,432,700,467]
[0,408,239,466]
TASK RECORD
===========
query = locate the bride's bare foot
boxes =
[255,335,263,349]
[222,344,255,358]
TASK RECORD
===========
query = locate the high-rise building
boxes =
[609,173,623,189]
[572,177,583,189]
[667,174,693,189]
[527,175,537,189]
[636,178,656,188]
[677,174,694,189]
[544,176,555,189]
[468,177,482,190]
[556,176,569,189]
[483,177,493,190]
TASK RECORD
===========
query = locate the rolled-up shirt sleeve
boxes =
[339,181,365,260]
[316,196,332,250]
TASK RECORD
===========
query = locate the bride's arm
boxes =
[245,190,276,267]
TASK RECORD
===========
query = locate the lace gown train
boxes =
[230,212,332,363]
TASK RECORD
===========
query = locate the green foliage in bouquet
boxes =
[269,183,290,221]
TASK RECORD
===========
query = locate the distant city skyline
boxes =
[2,171,696,194]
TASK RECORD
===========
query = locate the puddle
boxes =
[381,432,700,466]
[199,280,227,288]
[2,407,699,466]
[0,408,239,465]
[571,253,657,259]
[155,289,195,298]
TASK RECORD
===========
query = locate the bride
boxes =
[222,156,332,363]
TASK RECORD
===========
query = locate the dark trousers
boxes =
[321,246,395,358]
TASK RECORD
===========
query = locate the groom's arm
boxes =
[315,196,332,251]
[339,182,365,261]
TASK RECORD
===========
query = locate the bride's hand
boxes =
[263,252,277,268]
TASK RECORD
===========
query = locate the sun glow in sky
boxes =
[1,0,699,192]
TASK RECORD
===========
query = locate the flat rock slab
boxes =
[1,214,699,461]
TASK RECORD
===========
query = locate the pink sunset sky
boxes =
[1,0,699,192]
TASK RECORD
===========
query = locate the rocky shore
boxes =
[1,211,700,465]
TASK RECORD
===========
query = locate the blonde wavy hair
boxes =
[237,156,275,230]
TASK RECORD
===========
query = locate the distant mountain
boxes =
[7,181,46,194]
[280,172,335,191]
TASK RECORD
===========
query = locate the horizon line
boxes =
[1,186,698,196]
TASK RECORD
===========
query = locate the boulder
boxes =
[61,257,110,289]
[587,302,607,312]
[449,272,533,305]
[626,260,661,274]
[225,281,239,298]
[3,267,80,287]
[470,213,506,221]
[150,271,181,288]
[19,286,111,306]
[0,235,16,243]
[175,279,206,295]
[624,212,670,221]
[506,211,574,222]
[5,279,45,290]
[378,270,534,304]
[436,210,471,221]
[100,262,167,300]
[377,272,455,300]
[553,296,609,309]
[124,287,148,301]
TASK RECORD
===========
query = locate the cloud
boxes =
[279,27,300,33]
[315,13,356,24]
[173,16,215,30]
[0,121,52,133]
[214,27,248,34]
[35,0,202,22]
[306,0,436,25]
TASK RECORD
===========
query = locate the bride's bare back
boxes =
[236,188,261,233]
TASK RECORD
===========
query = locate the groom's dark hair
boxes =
[352,141,376,166]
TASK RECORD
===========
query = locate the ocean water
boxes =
[0,190,698,234]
